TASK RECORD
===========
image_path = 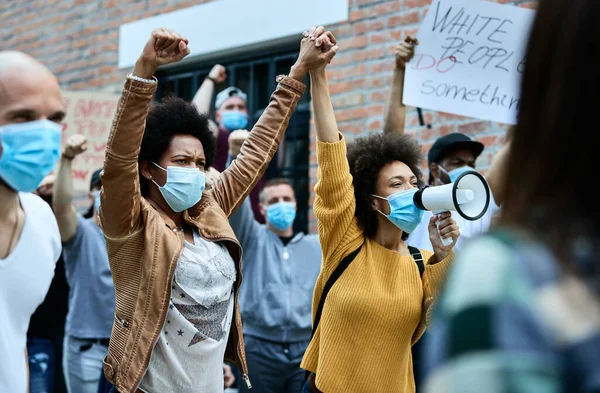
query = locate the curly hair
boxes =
[347,133,425,239]
[138,94,216,196]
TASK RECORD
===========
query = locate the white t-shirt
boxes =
[0,192,61,393]
[140,230,236,393]
[407,193,500,252]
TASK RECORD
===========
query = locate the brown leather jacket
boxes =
[99,75,306,393]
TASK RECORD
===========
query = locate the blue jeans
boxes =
[302,379,313,393]
[63,335,107,393]
[27,337,56,393]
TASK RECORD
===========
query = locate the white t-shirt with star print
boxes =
[139,230,236,393]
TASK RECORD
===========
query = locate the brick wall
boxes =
[1,0,536,231]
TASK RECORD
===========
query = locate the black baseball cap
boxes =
[90,168,102,191]
[428,133,484,164]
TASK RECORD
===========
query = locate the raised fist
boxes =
[396,35,419,69]
[293,26,338,74]
[208,64,227,84]
[137,27,190,74]
[63,134,87,159]
[228,129,250,158]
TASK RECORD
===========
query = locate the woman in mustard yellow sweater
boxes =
[300,29,460,393]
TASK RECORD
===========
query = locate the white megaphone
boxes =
[413,170,491,246]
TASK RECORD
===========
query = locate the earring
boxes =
[149,175,153,179]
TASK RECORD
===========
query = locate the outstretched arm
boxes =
[100,27,190,238]
[383,36,418,135]
[53,134,87,242]
[192,64,227,138]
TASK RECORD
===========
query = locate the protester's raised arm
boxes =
[193,64,226,138]
[485,126,513,206]
[383,36,418,136]
[53,134,87,242]
[100,28,190,238]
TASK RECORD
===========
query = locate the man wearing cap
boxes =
[406,131,509,252]
[192,64,266,223]
[52,133,115,393]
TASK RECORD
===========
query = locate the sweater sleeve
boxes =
[313,134,363,270]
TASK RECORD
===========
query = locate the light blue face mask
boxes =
[151,162,206,213]
[221,110,248,131]
[372,188,424,234]
[0,120,62,192]
[266,202,296,231]
[92,191,101,213]
[440,165,473,183]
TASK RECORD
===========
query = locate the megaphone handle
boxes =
[434,209,453,246]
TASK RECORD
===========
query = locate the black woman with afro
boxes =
[299,29,460,393]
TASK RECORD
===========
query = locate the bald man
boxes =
[0,51,64,393]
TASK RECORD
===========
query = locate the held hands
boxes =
[290,26,338,79]
[228,129,250,158]
[396,35,418,70]
[427,211,460,261]
[208,64,227,84]
[62,134,87,160]
[135,27,190,78]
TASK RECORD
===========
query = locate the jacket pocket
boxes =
[103,354,116,383]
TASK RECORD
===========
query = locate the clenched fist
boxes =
[208,64,227,84]
[228,129,250,158]
[396,35,418,69]
[204,167,221,190]
[62,134,87,160]
[134,27,191,78]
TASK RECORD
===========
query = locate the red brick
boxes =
[458,121,490,136]
[388,11,420,28]
[369,61,395,74]
[329,81,352,94]
[369,89,388,102]
[352,47,386,61]
[438,112,466,121]
[403,0,432,7]
[368,119,383,131]
[354,19,386,35]
[370,29,403,44]
[338,35,369,49]
[519,1,537,9]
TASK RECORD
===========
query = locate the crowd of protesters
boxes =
[1,0,599,392]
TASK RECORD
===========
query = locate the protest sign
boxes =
[61,90,120,192]
[403,0,535,124]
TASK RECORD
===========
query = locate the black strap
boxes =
[408,246,424,278]
[311,244,363,339]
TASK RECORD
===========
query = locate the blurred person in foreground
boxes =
[98,27,334,393]
[300,27,458,393]
[52,135,114,393]
[27,174,70,393]
[422,0,600,392]
[0,51,63,393]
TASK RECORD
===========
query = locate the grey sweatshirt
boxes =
[229,198,322,343]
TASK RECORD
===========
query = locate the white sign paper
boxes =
[403,0,535,124]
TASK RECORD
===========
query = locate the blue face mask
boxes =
[440,165,473,183]
[92,191,101,213]
[151,162,206,213]
[221,110,248,131]
[0,120,62,192]
[266,202,296,231]
[372,188,424,234]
